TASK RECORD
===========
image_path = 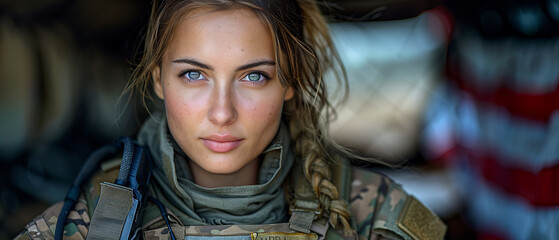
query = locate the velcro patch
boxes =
[397,196,446,240]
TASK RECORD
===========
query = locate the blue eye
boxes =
[179,70,206,82]
[242,72,269,82]
[247,73,261,81]
[185,71,204,80]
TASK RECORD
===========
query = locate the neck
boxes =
[188,157,260,188]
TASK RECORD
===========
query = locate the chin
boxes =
[202,165,237,175]
[199,157,245,174]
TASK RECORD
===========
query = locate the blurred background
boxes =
[1,0,558,239]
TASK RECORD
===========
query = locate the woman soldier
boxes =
[16,0,446,239]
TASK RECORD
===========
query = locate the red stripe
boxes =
[447,60,559,123]
[429,147,458,166]
[427,142,559,206]
[427,139,559,206]
[468,151,559,206]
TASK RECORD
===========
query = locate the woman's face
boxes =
[153,7,293,181]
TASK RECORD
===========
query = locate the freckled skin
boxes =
[153,8,293,187]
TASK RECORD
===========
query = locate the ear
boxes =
[284,86,294,101]
[152,66,164,100]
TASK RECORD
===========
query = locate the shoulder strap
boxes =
[54,137,153,240]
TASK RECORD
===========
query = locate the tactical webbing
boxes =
[289,210,316,233]
[288,160,321,234]
[55,137,152,240]
[87,183,136,240]
[289,199,320,233]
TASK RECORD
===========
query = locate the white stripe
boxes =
[456,95,559,172]
[422,86,559,171]
[457,31,559,94]
[455,164,559,240]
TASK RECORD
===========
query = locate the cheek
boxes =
[163,88,207,128]
[164,93,187,121]
[240,93,284,126]
[265,98,283,121]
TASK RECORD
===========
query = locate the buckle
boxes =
[289,199,322,233]
[289,199,322,215]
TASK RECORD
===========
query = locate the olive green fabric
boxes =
[136,113,294,226]
[87,183,135,240]
[14,113,447,240]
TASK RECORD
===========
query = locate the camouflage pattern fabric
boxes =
[14,196,90,240]
[143,220,356,240]
[14,166,444,240]
[13,165,110,240]
[138,167,439,240]
[350,167,446,240]
[144,223,294,239]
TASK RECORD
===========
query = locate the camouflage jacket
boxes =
[14,165,445,240]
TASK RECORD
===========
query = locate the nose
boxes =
[207,84,237,126]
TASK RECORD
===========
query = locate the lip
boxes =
[201,134,243,153]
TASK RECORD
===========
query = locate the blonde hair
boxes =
[125,0,352,230]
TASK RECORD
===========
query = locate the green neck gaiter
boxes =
[137,113,294,226]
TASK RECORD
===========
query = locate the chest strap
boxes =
[289,199,321,234]
[87,182,140,240]
[54,137,152,240]
[87,137,152,240]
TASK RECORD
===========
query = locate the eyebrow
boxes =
[171,58,275,71]
[235,60,275,71]
[171,58,213,70]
